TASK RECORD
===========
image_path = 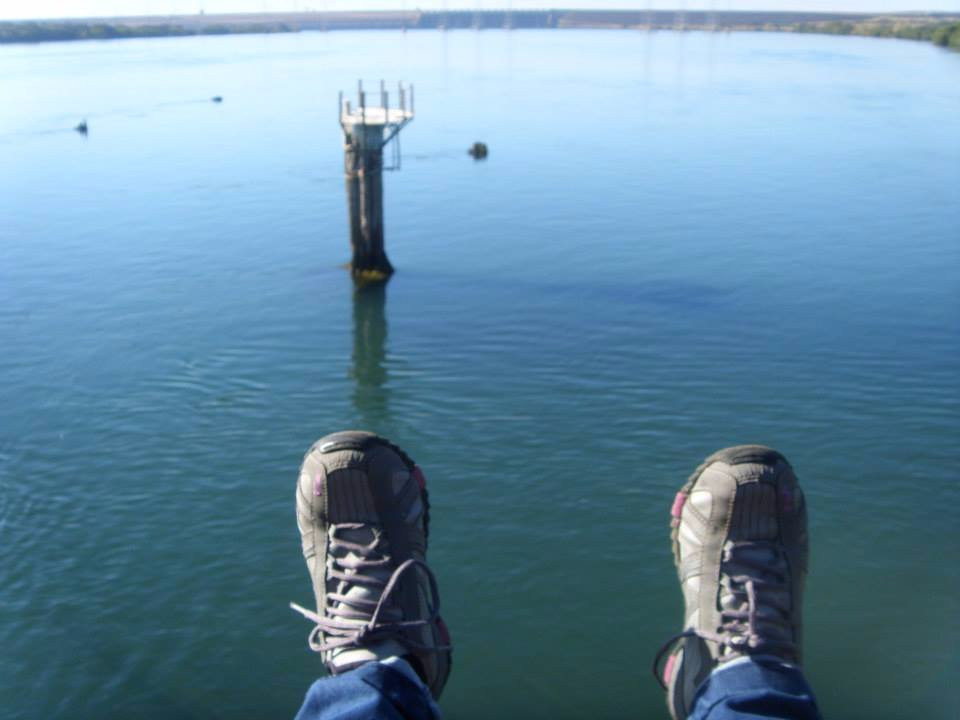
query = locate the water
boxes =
[1,28,958,719]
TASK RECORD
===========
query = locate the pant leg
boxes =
[688,657,823,720]
[294,660,441,720]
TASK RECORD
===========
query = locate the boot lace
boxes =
[290,523,448,654]
[653,540,796,688]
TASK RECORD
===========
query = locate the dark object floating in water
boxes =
[74,120,88,135]
[468,141,488,159]
[211,96,223,103]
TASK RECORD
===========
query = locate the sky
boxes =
[1,0,958,21]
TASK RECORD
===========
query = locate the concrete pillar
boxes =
[344,122,391,280]
[340,82,413,284]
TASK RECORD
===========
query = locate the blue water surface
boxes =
[1,28,958,719]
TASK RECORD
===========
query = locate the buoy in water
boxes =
[468,141,488,159]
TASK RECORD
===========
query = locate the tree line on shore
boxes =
[795,19,960,48]
[0,21,292,43]
[1,13,958,51]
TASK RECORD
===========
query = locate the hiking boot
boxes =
[290,431,452,698]
[654,445,809,720]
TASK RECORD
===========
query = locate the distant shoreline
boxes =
[1,10,958,50]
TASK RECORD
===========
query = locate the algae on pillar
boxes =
[339,81,414,284]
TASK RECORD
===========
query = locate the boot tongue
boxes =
[718,541,793,659]
[327,525,406,670]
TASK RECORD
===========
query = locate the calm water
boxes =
[1,28,958,719]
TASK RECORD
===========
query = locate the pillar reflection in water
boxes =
[350,283,390,426]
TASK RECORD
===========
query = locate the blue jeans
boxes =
[294,656,822,720]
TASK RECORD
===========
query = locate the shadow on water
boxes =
[350,283,390,427]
